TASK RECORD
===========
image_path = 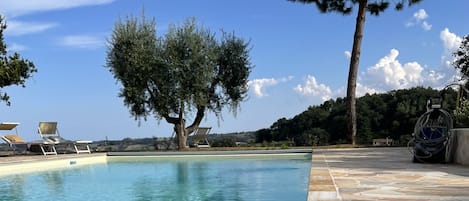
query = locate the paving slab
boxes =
[311,147,469,201]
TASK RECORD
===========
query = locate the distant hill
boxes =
[253,86,463,146]
[90,131,257,151]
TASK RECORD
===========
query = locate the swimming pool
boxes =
[0,154,311,201]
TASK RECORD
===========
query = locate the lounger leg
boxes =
[40,145,46,156]
[40,144,58,155]
[52,145,57,155]
[74,144,91,154]
[74,144,79,154]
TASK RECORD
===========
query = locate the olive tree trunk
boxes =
[166,105,206,150]
[175,123,188,150]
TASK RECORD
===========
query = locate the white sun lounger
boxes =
[191,127,211,148]
[0,122,30,154]
[38,122,92,154]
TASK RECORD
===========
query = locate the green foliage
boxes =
[106,15,252,148]
[305,127,329,146]
[280,143,289,149]
[454,35,469,79]
[454,100,469,128]
[255,87,444,146]
[107,16,252,120]
[255,128,273,143]
[211,137,237,147]
[0,16,37,106]
[288,0,422,15]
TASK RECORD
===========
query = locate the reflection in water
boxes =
[0,175,25,201]
[43,171,65,197]
[131,160,246,201]
[132,177,157,201]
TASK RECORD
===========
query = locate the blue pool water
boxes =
[0,155,311,201]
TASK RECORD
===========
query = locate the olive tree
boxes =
[0,16,36,106]
[106,16,252,149]
[289,0,422,145]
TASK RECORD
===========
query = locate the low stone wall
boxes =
[450,128,469,165]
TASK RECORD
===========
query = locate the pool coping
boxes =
[0,153,108,177]
[107,148,312,156]
[308,154,341,201]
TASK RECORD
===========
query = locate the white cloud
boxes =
[413,9,428,21]
[360,49,447,91]
[406,9,432,31]
[334,83,379,100]
[344,50,351,59]
[294,75,332,101]
[422,21,432,31]
[440,28,463,71]
[0,0,115,17]
[248,76,293,98]
[356,83,379,97]
[440,28,462,52]
[4,20,58,36]
[439,28,464,83]
[421,22,431,31]
[7,43,27,52]
[60,35,105,49]
[298,32,462,102]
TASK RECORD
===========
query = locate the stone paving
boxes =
[309,147,469,201]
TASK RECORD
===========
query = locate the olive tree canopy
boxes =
[106,16,252,149]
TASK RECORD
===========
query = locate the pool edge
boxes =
[0,153,107,177]
[307,154,342,201]
[107,148,312,156]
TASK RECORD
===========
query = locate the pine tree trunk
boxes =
[347,0,367,146]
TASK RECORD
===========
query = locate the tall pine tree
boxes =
[289,0,422,145]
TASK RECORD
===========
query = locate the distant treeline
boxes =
[255,86,462,146]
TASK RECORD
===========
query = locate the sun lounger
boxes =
[190,127,211,148]
[0,122,31,154]
[38,122,92,154]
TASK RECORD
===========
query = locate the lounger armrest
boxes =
[76,140,92,144]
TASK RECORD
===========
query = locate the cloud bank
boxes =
[60,34,105,49]
[440,28,463,81]
[0,0,115,17]
[361,48,448,92]
[248,76,293,98]
[294,75,333,101]
[5,21,58,36]
[295,28,463,101]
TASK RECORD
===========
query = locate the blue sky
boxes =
[0,0,468,141]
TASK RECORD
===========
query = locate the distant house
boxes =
[372,137,393,146]
[235,141,248,147]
